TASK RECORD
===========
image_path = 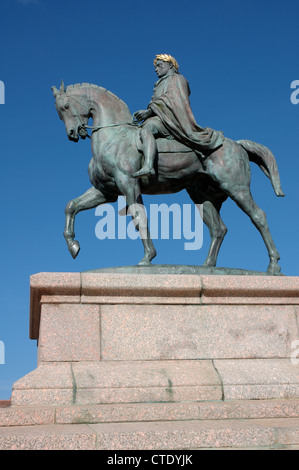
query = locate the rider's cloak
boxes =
[148,70,224,152]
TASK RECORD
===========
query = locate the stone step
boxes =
[11,360,223,406]
[0,417,299,450]
[1,399,299,427]
[11,359,299,407]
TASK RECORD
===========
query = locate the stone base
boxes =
[1,271,299,450]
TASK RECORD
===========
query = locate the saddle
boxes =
[156,137,193,154]
[134,134,207,179]
[156,137,208,172]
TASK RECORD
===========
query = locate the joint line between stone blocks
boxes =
[99,304,102,361]
[294,305,299,340]
[70,363,77,405]
[79,272,83,304]
[212,359,224,401]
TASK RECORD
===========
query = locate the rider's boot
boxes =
[132,129,156,178]
[133,166,156,179]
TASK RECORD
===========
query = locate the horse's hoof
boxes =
[267,262,281,275]
[202,260,216,268]
[68,241,80,259]
[138,259,152,266]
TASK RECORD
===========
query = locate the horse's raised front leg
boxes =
[64,186,115,258]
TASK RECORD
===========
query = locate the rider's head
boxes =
[154,54,179,77]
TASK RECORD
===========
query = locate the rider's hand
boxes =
[133,109,152,122]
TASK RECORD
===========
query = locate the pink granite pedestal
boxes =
[1,272,299,450]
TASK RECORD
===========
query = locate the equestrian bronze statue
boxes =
[52,54,284,274]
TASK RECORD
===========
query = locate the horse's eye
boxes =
[64,103,69,110]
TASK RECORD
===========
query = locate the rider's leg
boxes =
[132,117,169,178]
[132,126,157,178]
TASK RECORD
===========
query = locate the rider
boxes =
[132,54,224,179]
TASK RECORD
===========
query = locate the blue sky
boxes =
[0,0,298,399]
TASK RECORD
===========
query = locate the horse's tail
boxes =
[237,139,285,197]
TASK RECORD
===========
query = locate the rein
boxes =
[78,121,139,140]
[83,121,139,133]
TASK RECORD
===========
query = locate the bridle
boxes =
[67,94,139,139]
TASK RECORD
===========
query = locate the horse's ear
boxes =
[60,79,66,93]
[51,86,59,98]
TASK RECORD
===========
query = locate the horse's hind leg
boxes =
[64,186,116,258]
[188,187,227,267]
[201,199,228,267]
[229,188,281,274]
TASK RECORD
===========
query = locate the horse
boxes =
[51,80,285,274]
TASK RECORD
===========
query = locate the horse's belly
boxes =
[139,151,204,195]
[158,151,202,177]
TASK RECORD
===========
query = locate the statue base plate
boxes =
[84,264,278,276]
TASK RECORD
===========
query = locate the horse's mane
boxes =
[66,83,130,114]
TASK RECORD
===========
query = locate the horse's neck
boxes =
[78,86,132,127]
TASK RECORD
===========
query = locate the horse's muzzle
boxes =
[68,129,79,142]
